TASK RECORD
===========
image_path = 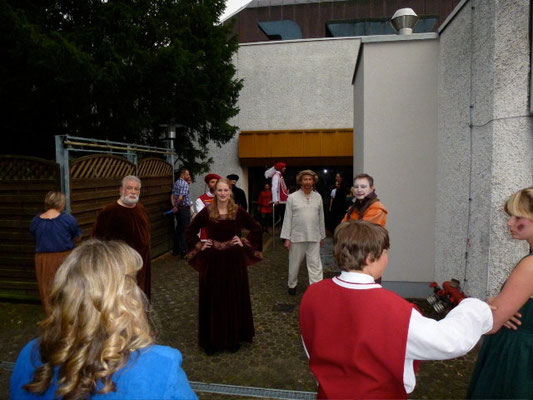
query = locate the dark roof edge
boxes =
[438,0,470,34]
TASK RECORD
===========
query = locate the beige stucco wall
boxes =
[353,35,439,285]
[435,0,533,298]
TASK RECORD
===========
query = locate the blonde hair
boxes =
[296,169,318,185]
[333,220,390,271]
[209,178,238,221]
[44,191,66,211]
[505,187,533,219]
[25,239,154,399]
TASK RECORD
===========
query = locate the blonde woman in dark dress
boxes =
[186,178,262,355]
[468,187,533,399]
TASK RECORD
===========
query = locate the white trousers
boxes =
[288,241,323,288]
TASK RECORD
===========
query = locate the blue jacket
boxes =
[10,339,197,399]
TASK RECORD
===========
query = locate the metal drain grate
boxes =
[190,382,316,399]
[1,360,316,399]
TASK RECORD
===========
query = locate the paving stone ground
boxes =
[1,235,480,399]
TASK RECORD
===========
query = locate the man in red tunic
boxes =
[194,173,221,241]
[93,175,151,299]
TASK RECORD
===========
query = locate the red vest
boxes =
[300,279,415,400]
[274,171,289,202]
[197,193,214,240]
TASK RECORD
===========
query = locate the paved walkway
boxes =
[1,236,479,399]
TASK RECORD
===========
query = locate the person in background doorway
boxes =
[29,191,81,314]
[257,183,273,232]
[226,174,247,210]
[342,173,387,227]
[281,170,325,296]
[265,162,289,226]
[328,172,351,232]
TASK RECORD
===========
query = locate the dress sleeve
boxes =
[186,208,206,251]
[92,208,108,239]
[163,349,198,400]
[239,208,262,252]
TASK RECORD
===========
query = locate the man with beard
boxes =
[195,173,221,241]
[281,169,325,295]
[93,175,152,298]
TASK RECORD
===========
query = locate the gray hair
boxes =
[121,175,141,187]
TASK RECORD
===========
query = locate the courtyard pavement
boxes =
[1,235,480,399]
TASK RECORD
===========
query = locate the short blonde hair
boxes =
[25,239,153,399]
[333,220,390,271]
[44,191,65,211]
[505,187,533,219]
[296,169,318,185]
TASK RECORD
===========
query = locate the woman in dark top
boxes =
[328,172,351,232]
[186,178,262,355]
[468,187,533,399]
[29,191,81,313]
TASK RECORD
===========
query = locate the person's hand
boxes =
[201,240,213,251]
[320,239,324,248]
[231,235,243,247]
[274,201,279,205]
[284,239,291,250]
[172,206,178,213]
[504,312,523,330]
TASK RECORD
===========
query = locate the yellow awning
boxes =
[239,129,353,166]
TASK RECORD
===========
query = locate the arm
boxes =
[272,174,280,203]
[164,349,198,400]
[318,196,326,240]
[195,198,205,214]
[185,209,206,250]
[405,298,493,361]
[487,256,533,333]
[239,208,263,252]
[362,207,387,227]
[280,196,292,240]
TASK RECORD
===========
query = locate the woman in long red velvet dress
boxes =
[186,178,262,355]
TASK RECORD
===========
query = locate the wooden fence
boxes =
[0,154,174,300]
[0,156,60,300]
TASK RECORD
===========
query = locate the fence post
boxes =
[55,135,71,213]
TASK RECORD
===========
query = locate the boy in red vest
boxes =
[299,220,493,400]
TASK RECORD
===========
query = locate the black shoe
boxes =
[288,287,296,296]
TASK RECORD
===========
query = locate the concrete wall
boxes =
[435,0,533,298]
[190,37,361,201]
[353,35,439,290]
[235,37,360,130]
